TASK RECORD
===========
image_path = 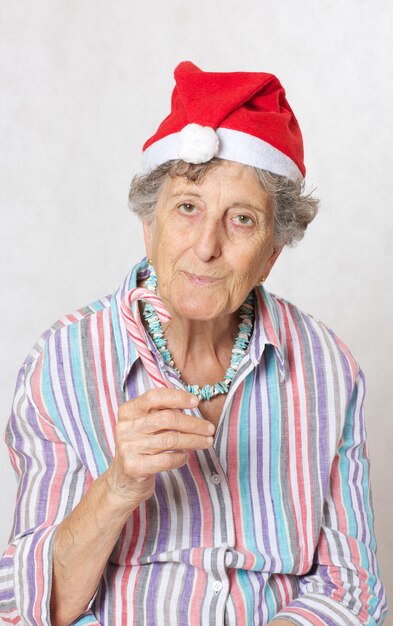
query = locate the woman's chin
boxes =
[169,295,226,322]
[159,276,232,321]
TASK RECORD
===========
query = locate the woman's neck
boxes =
[162,312,239,376]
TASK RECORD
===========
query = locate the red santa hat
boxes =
[142,61,305,181]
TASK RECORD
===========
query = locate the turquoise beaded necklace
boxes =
[142,264,255,401]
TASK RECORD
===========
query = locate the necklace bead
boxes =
[142,264,255,401]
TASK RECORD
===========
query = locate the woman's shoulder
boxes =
[22,293,114,368]
[262,288,360,385]
[22,262,142,368]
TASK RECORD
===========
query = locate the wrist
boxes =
[100,469,143,519]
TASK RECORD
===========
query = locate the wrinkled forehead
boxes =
[159,160,271,210]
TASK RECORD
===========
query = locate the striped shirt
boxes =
[0,257,388,626]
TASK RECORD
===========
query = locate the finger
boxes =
[140,431,214,453]
[140,409,215,436]
[126,451,190,477]
[115,412,215,446]
[148,451,191,473]
[119,388,198,420]
[117,408,215,437]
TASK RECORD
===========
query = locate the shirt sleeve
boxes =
[272,369,388,626]
[0,361,101,626]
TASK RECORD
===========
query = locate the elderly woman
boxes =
[0,61,387,626]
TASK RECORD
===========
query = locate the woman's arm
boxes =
[50,388,214,626]
[50,471,135,626]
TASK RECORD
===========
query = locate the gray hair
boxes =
[128,158,319,248]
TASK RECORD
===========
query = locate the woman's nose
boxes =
[193,219,221,262]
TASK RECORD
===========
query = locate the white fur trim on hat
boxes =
[178,124,220,164]
[142,127,303,181]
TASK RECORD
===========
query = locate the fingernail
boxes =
[207,423,215,434]
[190,396,199,406]
[207,436,214,445]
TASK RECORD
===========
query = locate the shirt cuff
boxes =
[13,525,57,626]
[272,594,368,626]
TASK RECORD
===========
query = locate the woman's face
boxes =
[143,160,282,321]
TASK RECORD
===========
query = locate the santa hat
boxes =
[142,61,305,181]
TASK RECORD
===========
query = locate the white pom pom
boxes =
[178,123,219,164]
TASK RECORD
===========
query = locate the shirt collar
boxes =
[250,285,286,381]
[111,258,286,389]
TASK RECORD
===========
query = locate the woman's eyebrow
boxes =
[170,193,265,213]
[230,201,267,213]
[170,191,202,199]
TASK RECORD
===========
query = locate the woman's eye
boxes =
[233,214,254,226]
[178,203,197,214]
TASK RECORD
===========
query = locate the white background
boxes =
[1,0,392,622]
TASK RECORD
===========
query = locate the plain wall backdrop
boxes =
[1,0,392,622]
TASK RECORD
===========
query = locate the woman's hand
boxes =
[106,388,215,509]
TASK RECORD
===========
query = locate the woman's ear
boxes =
[263,246,284,280]
[142,219,153,259]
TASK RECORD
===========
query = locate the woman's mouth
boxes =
[183,271,222,286]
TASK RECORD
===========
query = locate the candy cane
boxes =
[121,287,172,389]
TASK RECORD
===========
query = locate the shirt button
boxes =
[210,473,221,485]
[212,580,223,593]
